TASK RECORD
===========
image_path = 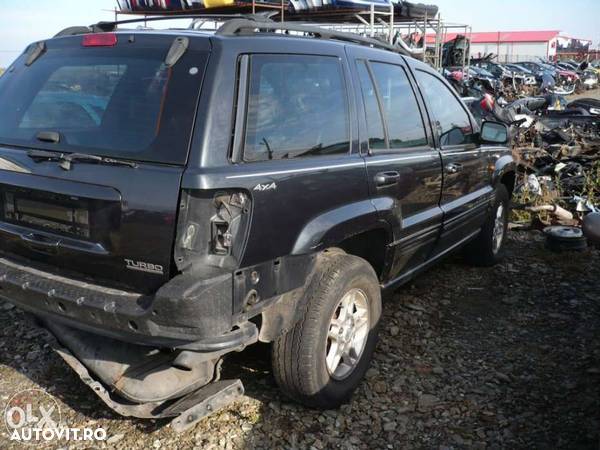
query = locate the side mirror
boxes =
[480,121,509,145]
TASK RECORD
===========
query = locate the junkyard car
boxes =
[471,59,539,96]
[519,61,556,82]
[582,70,599,89]
[520,61,578,94]
[503,64,538,86]
[0,17,515,429]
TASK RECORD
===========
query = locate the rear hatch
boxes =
[0,32,209,293]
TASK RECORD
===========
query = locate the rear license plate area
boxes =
[2,188,91,239]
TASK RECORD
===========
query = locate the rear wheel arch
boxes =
[258,226,390,344]
[290,200,387,256]
[336,228,390,281]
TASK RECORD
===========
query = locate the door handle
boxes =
[445,163,463,174]
[374,171,400,187]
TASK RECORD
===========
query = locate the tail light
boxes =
[82,33,118,47]
[210,192,249,256]
[174,190,251,271]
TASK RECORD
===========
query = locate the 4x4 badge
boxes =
[253,182,277,192]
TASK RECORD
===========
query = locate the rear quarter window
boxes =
[243,54,350,162]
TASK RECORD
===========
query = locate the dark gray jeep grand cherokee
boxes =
[0,17,515,430]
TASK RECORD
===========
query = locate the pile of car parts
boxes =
[465,88,600,250]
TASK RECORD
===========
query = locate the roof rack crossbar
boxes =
[216,18,408,55]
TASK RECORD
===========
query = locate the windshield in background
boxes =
[508,64,531,74]
[0,37,207,165]
[474,67,495,78]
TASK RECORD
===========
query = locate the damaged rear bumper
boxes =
[0,252,312,349]
[0,252,313,427]
[0,255,241,348]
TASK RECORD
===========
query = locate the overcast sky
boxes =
[0,0,599,67]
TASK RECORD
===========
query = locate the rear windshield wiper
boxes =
[27,150,137,171]
[58,153,138,171]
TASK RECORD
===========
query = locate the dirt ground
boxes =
[0,229,599,450]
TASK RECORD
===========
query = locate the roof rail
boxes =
[90,13,273,33]
[55,15,421,57]
[216,18,409,56]
[54,14,274,37]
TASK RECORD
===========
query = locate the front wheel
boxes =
[464,184,510,266]
[271,252,381,409]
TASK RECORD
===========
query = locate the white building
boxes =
[437,30,591,63]
[469,31,560,62]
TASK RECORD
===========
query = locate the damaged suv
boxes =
[0,17,515,431]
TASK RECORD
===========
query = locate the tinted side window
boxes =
[244,55,349,162]
[356,60,386,150]
[370,62,427,149]
[415,71,474,147]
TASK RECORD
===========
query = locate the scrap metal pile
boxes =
[464,77,600,248]
[445,52,599,99]
[438,35,600,248]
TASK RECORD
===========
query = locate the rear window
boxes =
[0,36,207,165]
[20,64,129,130]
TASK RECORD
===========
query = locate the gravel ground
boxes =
[1,231,599,450]
[567,86,600,101]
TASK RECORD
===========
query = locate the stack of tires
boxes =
[117,0,205,11]
[117,0,439,16]
[287,0,438,18]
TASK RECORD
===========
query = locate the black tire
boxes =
[400,2,439,19]
[464,184,510,266]
[271,251,381,409]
